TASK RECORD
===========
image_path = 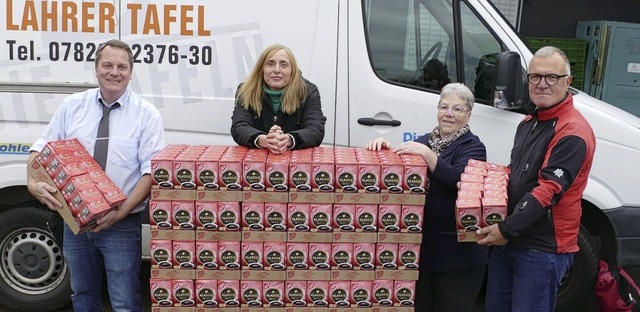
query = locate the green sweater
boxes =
[263,85,283,114]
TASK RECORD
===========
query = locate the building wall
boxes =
[519,0,640,38]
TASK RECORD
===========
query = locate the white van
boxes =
[1,0,639,311]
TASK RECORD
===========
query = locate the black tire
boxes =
[555,225,599,312]
[0,206,71,311]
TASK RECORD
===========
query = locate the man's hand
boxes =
[27,180,62,211]
[476,224,509,246]
[92,208,126,232]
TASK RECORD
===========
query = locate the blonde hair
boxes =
[237,44,307,117]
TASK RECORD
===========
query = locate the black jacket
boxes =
[416,130,489,272]
[230,79,326,149]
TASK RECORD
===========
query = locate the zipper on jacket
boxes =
[512,118,537,200]
[530,120,538,134]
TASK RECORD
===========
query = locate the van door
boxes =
[349,0,524,164]
[117,0,340,146]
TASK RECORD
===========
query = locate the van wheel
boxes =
[555,225,599,312]
[0,206,71,311]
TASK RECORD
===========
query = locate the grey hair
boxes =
[533,46,571,76]
[440,82,475,111]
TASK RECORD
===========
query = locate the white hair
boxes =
[533,46,571,76]
[440,82,475,111]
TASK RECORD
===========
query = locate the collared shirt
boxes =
[31,88,165,213]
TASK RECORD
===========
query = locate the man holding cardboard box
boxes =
[476,47,596,312]
[27,39,165,312]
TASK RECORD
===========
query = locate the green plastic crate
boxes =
[526,37,587,63]
[526,37,588,82]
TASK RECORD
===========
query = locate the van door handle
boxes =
[357,118,401,127]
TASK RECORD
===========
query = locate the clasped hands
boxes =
[258,125,293,154]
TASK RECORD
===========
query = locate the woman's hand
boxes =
[258,125,291,154]
[392,141,429,156]
[393,141,438,173]
[367,138,391,151]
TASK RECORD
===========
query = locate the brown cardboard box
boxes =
[242,231,287,242]
[196,190,243,202]
[284,305,322,311]
[334,193,379,205]
[241,270,287,281]
[243,191,289,203]
[151,229,196,241]
[152,189,197,201]
[374,270,419,281]
[196,270,241,280]
[196,231,241,242]
[332,232,377,243]
[150,268,196,280]
[379,193,425,206]
[28,158,91,234]
[457,230,484,243]
[376,233,422,244]
[285,270,331,281]
[288,192,334,204]
[287,232,332,243]
[330,270,375,281]
[153,306,196,312]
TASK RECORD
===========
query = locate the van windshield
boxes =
[363,0,503,103]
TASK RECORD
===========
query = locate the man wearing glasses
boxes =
[476,46,596,312]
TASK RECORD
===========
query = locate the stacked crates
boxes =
[526,37,588,90]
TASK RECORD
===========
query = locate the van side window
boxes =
[459,2,501,102]
[365,0,454,91]
[365,0,503,102]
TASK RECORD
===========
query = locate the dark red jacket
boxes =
[498,93,596,253]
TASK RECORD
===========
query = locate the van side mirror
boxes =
[492,51,528,110]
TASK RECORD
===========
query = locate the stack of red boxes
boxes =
[149,145,427,312]
[456,159,510,242]
[27,139,126,233]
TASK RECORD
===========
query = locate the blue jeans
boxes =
[486,246,574,312]
[63,213,143,312]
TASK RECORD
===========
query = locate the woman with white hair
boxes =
[368,83,488,312]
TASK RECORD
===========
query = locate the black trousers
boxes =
[415,265,486,312]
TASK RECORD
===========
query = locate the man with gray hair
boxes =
[477,46,596,311]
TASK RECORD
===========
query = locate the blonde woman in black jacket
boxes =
[231,44,326,153]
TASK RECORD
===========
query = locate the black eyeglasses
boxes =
[527,73,569,86]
